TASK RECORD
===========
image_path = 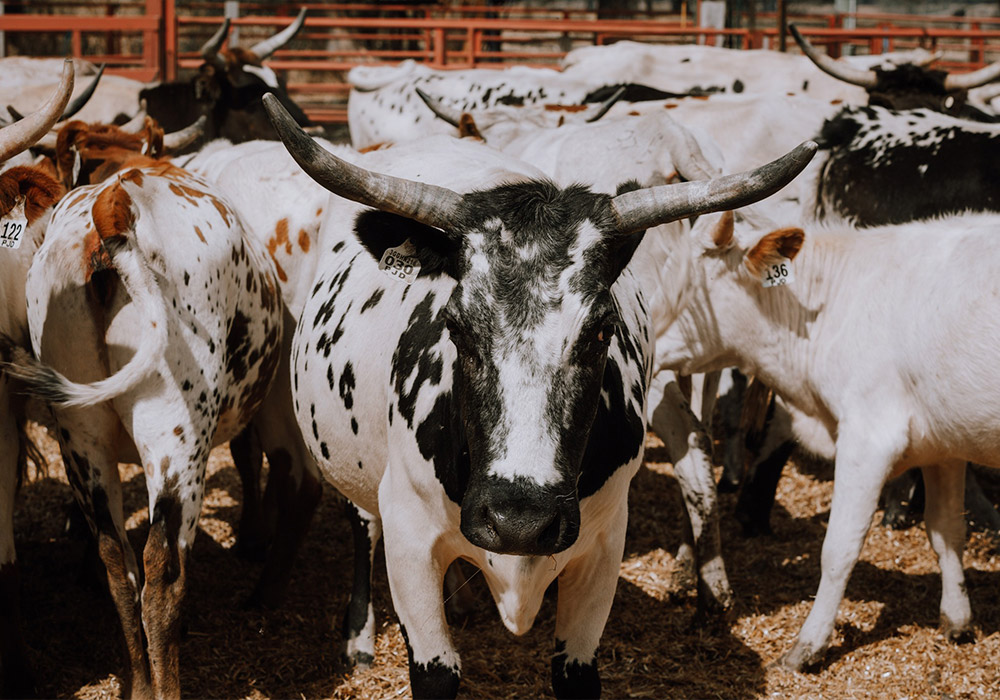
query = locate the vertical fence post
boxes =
[0,2,5,59]
[144,0,163,80]
[164,0,176,81]
[432,27,445,67]
[225,1,240,45]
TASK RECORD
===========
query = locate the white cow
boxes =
[652,205,1000,670]
[0,61,74,699]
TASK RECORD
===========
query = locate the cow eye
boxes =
[597,323,616,344]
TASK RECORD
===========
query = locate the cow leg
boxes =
[132,417,210,700]
[56,412,152,700]
[963,464,1000,532]
[0,381,34,698]
[380,492,458,699]
[715,368,747,493]
[880,469,923,529]
[229,425,267,562]
[341,503,381,668]
[550,501,628,699]
[735,438,795,537]
[921,462,973,641]
[778,426,902,671]
[649,374,732,615]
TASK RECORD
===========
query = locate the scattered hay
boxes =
[13,424,1000,698]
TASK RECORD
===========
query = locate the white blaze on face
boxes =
[487,220,605,487]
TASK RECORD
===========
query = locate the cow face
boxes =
[356,181,642,556]
[868,65,968,116]
[266,92,817,554]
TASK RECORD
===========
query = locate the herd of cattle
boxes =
[2,13,1000,699]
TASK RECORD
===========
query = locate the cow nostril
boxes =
[537,512,561,548]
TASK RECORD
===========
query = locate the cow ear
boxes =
[743,227,805,277]
[354,209,460,278]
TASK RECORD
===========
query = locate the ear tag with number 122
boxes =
[761,257,794,288]
[378,238,421,285]
[0,197,27,250]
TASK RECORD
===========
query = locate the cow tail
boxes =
[1,180,170,408]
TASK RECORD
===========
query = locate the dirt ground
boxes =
[12,422,1000,699]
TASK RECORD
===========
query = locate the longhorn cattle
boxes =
[140,10,314,153]
[790,25,1000,122]
[2,118,284,698]
[0,61,73,699]
[806,104,1000,226]
[652,207,1000,672]
[0,57,143,126]
[265,92,815,697]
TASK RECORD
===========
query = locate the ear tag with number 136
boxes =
[378,238,421,285]
[761,257,794,288]
[1,197,27,250]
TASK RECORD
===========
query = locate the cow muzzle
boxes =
[460,476,580,556]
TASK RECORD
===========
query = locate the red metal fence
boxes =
[2,2,1000,123]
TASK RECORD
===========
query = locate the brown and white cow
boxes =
[2,118,283,698]
[0,60,74,698]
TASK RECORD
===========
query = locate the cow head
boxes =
[140,9,312,151]
[52,115,205,188]
[265,94,816,556]
[654,207,807,375]
[791,25,1000,120]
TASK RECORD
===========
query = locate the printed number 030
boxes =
[385,253,414,276]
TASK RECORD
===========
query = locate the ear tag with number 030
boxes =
[761,257,794,288]
[378,238,421,285]
[0,197,28,250]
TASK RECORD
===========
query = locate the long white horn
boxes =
[163,115,207,151]
[789,25,878,88]
[944,60,1000,91]
[610,141,818,236]
[250,8,307,60]
[264,93,462,232]
[121,100,148,133]
[0,59,74,162]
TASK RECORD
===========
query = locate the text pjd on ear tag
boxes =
[761,257,794,288]
[378,238,421,285]
[0,197,28,250]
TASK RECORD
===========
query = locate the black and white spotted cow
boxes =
[3,154,283,698]
[265,94,815,698]
[0,61,73,699]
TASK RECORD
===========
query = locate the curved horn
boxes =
[200,17,231,70]
[60,63,105,120]
[163,115,207,151]
[789,24,878,88]
[585,85,626,123]
[5,64,100,123]
[121,100,148,133]
[944,60,1000,91]
[250,8,307,60]
[415,87,462,127]
[910,48,943,68]
[0,59,74,163]
[610,141,818,236]
[264,93,462,231]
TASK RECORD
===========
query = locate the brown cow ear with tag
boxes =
[458,113,483,141]
[743,227,805,277]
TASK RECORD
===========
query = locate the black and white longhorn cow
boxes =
[140,10,314,153]
[265,93,815,698]
[790,25,1000,122]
